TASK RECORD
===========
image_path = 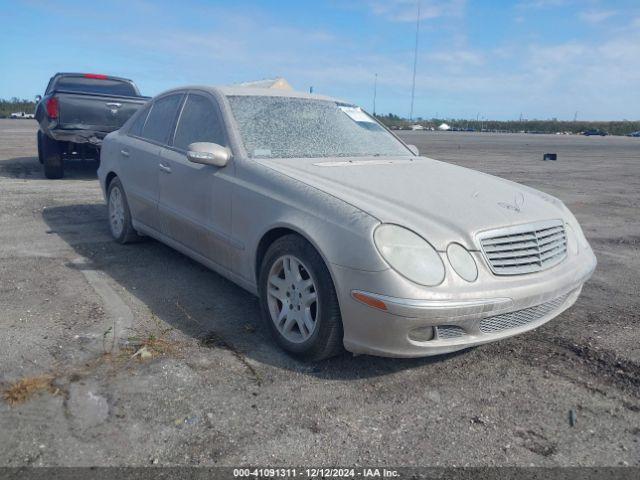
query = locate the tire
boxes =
[37,131,44,164]
[41,133,64,179]
[259,234,344,361]
[107,177,142,244]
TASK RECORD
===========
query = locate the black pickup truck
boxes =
[35,73,150,178]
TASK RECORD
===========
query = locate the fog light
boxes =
[409,326,435,342]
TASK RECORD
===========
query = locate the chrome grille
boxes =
[479,292,570,334]
[479,220,567,275]
[434,291,573,340]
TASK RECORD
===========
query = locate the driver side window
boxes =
[173,93,226,151]
[142,94,183,145]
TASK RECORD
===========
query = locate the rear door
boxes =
[119,93,183,233]
[158,91,235,268]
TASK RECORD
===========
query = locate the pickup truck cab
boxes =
[35,73,149,178]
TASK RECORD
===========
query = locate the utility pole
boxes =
[373,73,378,116]
[573,111,578,122]
[409,0,421,121]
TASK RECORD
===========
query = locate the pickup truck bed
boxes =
[35,73,149,179]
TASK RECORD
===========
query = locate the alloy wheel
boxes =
[267,255,319,343]
[108,186,125,238]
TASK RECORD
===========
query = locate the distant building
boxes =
[235,77,293,90]
[438,123,451,131]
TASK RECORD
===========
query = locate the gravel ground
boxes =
[0,120,639,467]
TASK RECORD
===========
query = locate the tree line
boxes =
[1,97,638,135]
[375,114,640,136]
[0,98,37,118]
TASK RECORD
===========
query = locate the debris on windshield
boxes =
[227,95,411,158]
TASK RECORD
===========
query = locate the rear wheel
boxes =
[36,131,44,164]
[107,177,141,244]
[41,133,64,179]
[259,235,344,361]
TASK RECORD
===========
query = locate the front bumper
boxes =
[332,245,597,358]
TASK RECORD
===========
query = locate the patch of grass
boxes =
[127,333,183,359]
[3,375,57,406]
[2,310,183,407]
[125,313,182,360]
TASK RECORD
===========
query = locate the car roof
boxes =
[156,85,349,104]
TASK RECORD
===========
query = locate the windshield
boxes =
[227,95,412,159]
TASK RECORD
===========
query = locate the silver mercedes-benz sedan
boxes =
[98,86,596,360]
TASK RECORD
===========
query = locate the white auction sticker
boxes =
[339,106,375,123]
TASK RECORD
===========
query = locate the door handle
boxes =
[120,149,129,157]
[159,163,172,174]
[106,102,122,108]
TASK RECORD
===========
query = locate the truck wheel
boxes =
[259,234,344,361]
[41,134,64,179]
[37,131,44,164]
[107,177,142,244]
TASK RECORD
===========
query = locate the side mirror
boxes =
[35,95,42,102]
[186,142,230,167]
[407,144,419,155]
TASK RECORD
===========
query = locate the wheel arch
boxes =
[105,171,118,192]
[254,225,338,295]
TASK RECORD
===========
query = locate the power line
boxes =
[409,0,421,121]
[373,73,378,115]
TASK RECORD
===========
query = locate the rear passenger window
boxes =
[128,104,150,137]
[142,94,183,144]
[173,94,226,151]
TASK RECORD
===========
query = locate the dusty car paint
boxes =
[98,86,596,358]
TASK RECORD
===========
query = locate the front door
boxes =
[158,92,234,268]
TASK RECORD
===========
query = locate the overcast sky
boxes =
[1,0,639,120]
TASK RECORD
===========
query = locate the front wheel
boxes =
[259,235,344,361]
[107,177,142,244]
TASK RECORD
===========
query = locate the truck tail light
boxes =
[46,97,59,119]
[84,73,108,79]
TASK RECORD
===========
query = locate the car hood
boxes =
[258,156,568,251]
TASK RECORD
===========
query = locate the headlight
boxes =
[374,224,445,286]
[565,223,579,255]
[572,220,590,249]
[562,208,590,250]
[447,243,478,282]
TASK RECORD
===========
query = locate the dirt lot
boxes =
[0,119,639,467]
